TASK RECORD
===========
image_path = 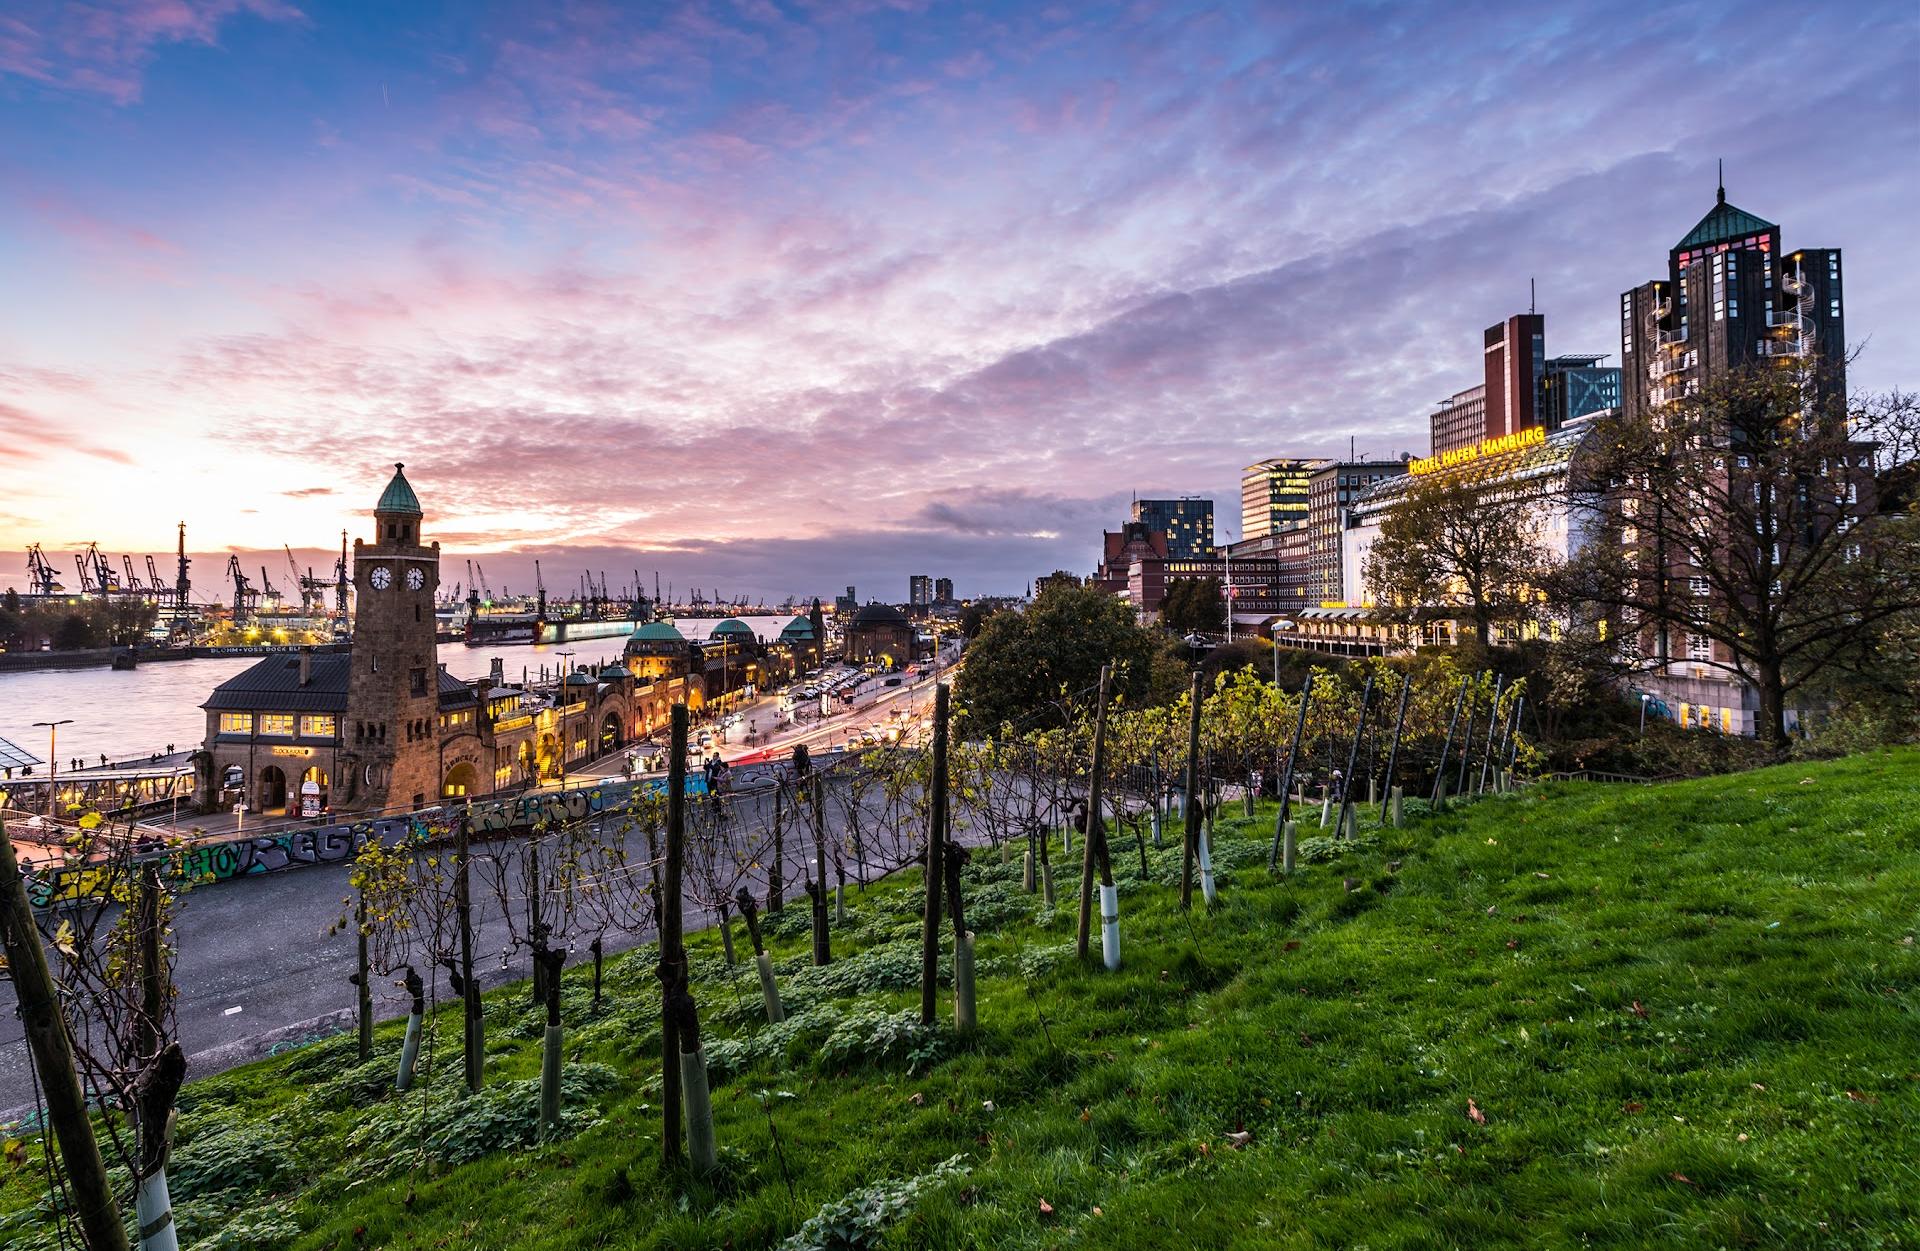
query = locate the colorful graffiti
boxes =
[24,775,707,909]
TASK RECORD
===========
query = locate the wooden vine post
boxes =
[798,745,831,965]
[1431,675,1469,809]
[1075,665,1117,966]
[942,843,976,1032]
[1334,674,1374,840]
[455,801,484,1094]
[1179,670,1202,911]
[0,815,131,1251]
[1377,671,1413,825]
[659,704,687,1167]
[920,683,949,1027]
[1268,672,1313,873]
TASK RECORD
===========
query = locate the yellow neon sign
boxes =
[1410,423,1545,476]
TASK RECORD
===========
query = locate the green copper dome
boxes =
[376,463,423,516]
[710,618,754,638]
[780,615,815,638]
[629,621,686,642]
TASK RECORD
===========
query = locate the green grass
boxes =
[5,749,1919,1249]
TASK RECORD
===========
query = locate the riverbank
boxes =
[0,641,355,674]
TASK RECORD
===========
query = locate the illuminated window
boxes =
[219,713,253,735]
[301,715,336,738]
[1687,634,1711,661]
[260,714,295,737]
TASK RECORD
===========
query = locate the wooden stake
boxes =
[921,684,949,1026]
[1180,671,1202,911]
[1076,665,1112,961]
[0,815,130,1251]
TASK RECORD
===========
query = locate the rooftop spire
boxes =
[1717,158,1725,204]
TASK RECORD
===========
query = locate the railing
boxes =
[1770,271,1816,358]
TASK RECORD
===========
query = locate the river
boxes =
[0,615,795,766]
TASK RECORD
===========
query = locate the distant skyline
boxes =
[2,1,1915,600]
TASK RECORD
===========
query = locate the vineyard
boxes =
[1,665,1916,1249]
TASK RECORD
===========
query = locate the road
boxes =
[0,653,965,1117]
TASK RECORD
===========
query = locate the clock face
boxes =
[369,566,392,591]
[406,567,425,591]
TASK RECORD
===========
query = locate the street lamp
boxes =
[555,649,576,783]
[32,720,73,820]
[1638,692,1650,736]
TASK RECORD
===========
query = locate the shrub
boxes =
[779,1154,970,1251]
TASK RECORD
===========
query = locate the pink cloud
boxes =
[0,0,306,104]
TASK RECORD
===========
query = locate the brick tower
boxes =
[339,463,442,811]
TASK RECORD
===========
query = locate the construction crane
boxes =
[25,545,62,596]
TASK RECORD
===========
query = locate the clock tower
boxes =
[339,463,443,811]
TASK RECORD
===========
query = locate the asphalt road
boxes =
[0,775,954,1118]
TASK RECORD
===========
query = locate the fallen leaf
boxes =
[1038,1198,1054,1216]
[1283,940,1301,951]
[1846,1090,1879,1104]
[1534,871,1550,879]
[1080,1108,1091,1122]
[908,1092,924,1106]
[1225,1130,1253,1148]
[1467,1099,1487,1125]
[1622,1101,1645,1115]
[1751,1083,1767,1092]
[1092,1206,1103,1216]
[981,1100,995,1113]
[1506,939,1519,949]
[1631,1001,1650,1020]
[1737,1133,1749,1143]
[1486,905,1498,915]
[1670,1172,1694,1186]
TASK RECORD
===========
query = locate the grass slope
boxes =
[4,749,1918,1250]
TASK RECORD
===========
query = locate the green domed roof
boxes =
[599,663,630,679]
[710,618,754,638]
[780,615,815,638]
[629,621,686,642]
[376,463,422,516]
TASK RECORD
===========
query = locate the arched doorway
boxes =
[600,711,622,752]
[537,733,560,779]
[257,765,288,815]
[443,760,478,798]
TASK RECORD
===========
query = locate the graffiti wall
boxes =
[25,774,708,909]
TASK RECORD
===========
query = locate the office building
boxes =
[1130,497,1214,559]
[1432,315,1618,457]
[1541,355,1621,428]
[1240,458,1326,542]
[934,577,953,604]
[1307,460,1406,603]
[909,575,932,608]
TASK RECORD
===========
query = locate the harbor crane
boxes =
[226,555,257,620]
[25,544,62,596]
[534,559,546,620]
[121,554,143,593]
[145,555,163,591]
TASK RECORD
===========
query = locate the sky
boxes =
[1,0,1915,604]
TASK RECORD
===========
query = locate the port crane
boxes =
[25,544,62,596]
[226,556,258,620]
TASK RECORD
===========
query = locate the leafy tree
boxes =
[1558,362,1920,748]
[1364,460,1556,649]
[1160,576,1224,634]
[53,613,95,650]
[955,581,1165,730]
[958,602,989,640]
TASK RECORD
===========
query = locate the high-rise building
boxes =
[1433,315,1618,456]
[1620,184,1844,421]
[1240,458,1326,542]
[1307,460,1406,603]
[933,577,953,604]
[1130,497,1214,559]
[908,575,932,608]
[1484,312,1546,447]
